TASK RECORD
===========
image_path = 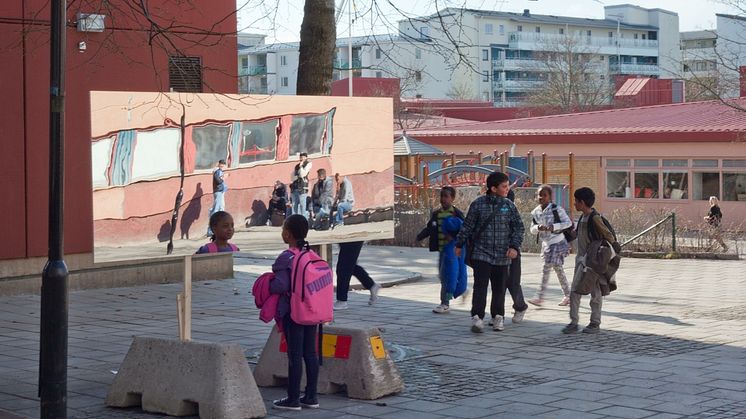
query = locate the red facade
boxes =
[0,1,237,260]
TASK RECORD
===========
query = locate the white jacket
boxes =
[530,203,573,247]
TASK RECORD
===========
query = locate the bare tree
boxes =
[521,34,613,112]
[446,79,476,100]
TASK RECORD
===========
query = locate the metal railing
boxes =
[621,212,676,252]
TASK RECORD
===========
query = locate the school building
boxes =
[403,98,746,229]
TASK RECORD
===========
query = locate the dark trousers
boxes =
[471,260,508,319]
[506,254,528,312]
[336,241,375,301]
[283,315,319,403]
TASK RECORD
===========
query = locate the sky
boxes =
[237,0,742,43]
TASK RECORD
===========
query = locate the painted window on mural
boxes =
[91,137,114,188]
[132,129,181,181]
[289,114,326,156]
[193,124,231,170]
[692,172,719,200]
[239,119,278,164]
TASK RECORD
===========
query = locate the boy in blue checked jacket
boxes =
[455,172,524,333]
[416,186,464,314]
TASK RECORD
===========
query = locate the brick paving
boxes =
[1,246,746,418]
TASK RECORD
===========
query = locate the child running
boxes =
[529,185,572,306]
[270,214,320,411]
[196,211,240,254]
[416,186,465,314]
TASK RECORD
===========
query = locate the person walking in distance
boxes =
[416,186,465,314]
[207,159,227,237]
[529,185,573,307]
[290,153,312,219]
[455,172,524,333]
[333,241,381,310]
[704,196,728,251]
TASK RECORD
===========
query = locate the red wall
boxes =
[0,0,237,261]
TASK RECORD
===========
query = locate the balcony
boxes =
[493,79,545,91]
[492,58,545,70]
[239,66,267,76]
[509,32,658,56]
[610,63,660,76]
[333,58,362,69]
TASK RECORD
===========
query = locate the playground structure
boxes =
[395,150,577,213]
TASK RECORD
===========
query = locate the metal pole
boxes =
[347,0,353,97]
[40,0,69,416]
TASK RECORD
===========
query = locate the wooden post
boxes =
[527,150,534,181]
[541,153,548,184]
[493,149,498,164]
[450,152,455,168]
[499,152,506,173]
[423,165,430,188]
[398,157,406,177]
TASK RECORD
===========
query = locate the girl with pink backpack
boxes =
[195,211,239,254]
[269,214,333,411]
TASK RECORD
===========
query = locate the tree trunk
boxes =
[296,0,336,95]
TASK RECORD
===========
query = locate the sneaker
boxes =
[273,398,301,411]
[333,301,349,310]
[432,304,450,314]
[299,396,319,409]
[471,315,484,333]
[582,323,601,334]
[528,297,544,307]
[561,323,579,334]
[512,308,526,324]
[492,315,505,331]
[558,296,570,306]
[368,283,381,305]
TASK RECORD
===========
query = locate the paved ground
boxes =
[2,245,746,418]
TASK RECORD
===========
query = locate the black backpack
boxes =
[551,204,576,243]
[585,210,618,243]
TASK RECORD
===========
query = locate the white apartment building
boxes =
[238,5,682,106]
[680,14,746,99]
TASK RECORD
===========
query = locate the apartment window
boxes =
[415,71,422,82]
[281,77,289,87]
[535,26,541,33]
[375,71,382,78]
[375,48,381,59]
[634,33,639,39]
[280,55,287,66]
[600,55,605,61]
[600,74,605,80]
[241,57,248,68]
[482,49,489,61]
[609,31,613,38]
[559,28,564,35]
[485,23,493,34]
[415,48,422,59]
[420,26,430,39]
[642,34,647,40]
[517,25,523,32]
[168,56,202,93]
[586,30,592,37]
[499,24,505,35]
[482,71,489,82]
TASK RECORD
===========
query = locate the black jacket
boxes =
[417,207,465,252]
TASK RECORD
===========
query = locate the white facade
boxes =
[238,5,681,106]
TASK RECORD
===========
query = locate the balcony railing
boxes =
[492,58,545,70]
[239,66,267,76]
[509,32,658,50]
[493,79,545,90]
[333,58,362,69]
[610,63,660,76]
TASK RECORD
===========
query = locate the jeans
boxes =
[438,252,450,306]
[283,315,319,403]
[335,201,353,225]
[291,191,308,219]
[336,241,375,301]
[506,254,528,312]
[313,203,330,229]
[471,260,508,319]
[569,258,603,326]
[207,190,225,235]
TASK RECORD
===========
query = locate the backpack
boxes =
[205,242,239,253]
[289,246,334,326]
[586,210,618,244]
[551,204,576,243]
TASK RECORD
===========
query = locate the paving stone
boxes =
[591,405,658,419]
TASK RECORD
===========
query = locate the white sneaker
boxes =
[492,315,505,331]
[368,283,381,305]
[333,301,348,310]
[471,315,484,333]
[432,304,450,314]
[512,308,526,324]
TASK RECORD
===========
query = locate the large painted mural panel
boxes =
[90,92,394,262]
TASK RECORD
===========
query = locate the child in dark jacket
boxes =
[416,186,464,314]
[269,214,320,411]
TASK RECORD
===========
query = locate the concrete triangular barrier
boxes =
[106,337,266,418]
[254,325,403,400]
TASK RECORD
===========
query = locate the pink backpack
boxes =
[205,242,239,253]
[289,247,334,325]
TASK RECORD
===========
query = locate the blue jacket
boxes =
[440,216,468,298]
